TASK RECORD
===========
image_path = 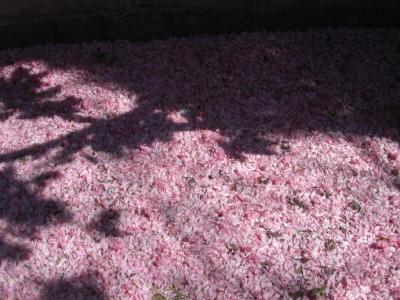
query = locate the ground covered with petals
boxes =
[0,29,399,299]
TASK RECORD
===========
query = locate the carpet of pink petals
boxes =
[0,29,400,299]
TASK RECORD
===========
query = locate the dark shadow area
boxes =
[89,209,122,238]
[0,166,72,237]
[0,238,30,262]
[40,273,107,300]
[0,30,399,297]
[0,66,84,121]
[0,30,399,165]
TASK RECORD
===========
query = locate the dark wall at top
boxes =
[1,0,400,48]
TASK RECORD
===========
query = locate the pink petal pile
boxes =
[0,29,399,299]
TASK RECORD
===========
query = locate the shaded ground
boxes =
[0,29,399,299]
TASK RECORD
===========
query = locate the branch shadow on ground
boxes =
[0,238,30,263]
[0,30,399,297]
[0,66,84,122]
[0,31,399,166]
[0,166,72,237]
[40,273,108,300]
[88,209,123,238]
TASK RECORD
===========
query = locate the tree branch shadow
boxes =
[0,165,72,237]
[0,30,399,167]
[40,273,108,300]
[88,209,123,239]
[0,237,30,263]
[0,30,399,297]
[0,66,84,122]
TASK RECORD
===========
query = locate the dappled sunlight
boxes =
[0,29,399,298]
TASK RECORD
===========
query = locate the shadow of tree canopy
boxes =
[0,166,72,237]
[88,209,123,238]
[0,30,399,298]
[0,30,399,166]
[0,237,30,262]
[40,273,108,300]
[0,66,84,121]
